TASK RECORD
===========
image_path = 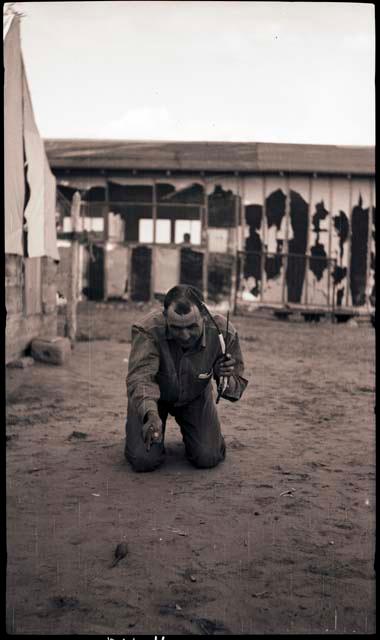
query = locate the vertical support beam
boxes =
[126,245,132,301]
[151,245,156,303]
[345,175,352,307]
[151,180,157,302]
[327,176,333,309]
[152,179,157,245]
[305,175,313,307]
[366,177,374,309]
[230,174,240,313]
[103,180,110,301]
[282,174,291,305]
[260,175,267,302]
[67,191,81,343]
[78,243,84,303]
[104,179,110,243]
[38,256,43,315]
[202,177,209,301]
[237,175,245,304]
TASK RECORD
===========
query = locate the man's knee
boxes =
[125,445,164,472]
[189,446,224,469]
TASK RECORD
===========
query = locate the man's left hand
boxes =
[214,353,236,378]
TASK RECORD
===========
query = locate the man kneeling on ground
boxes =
[125,285,248,472]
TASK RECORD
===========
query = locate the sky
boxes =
[11,1,376,145]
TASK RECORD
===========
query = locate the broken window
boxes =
[350,180,371,307]
[130,246,152,301]
[208,253,234,302]
[157,182,204,204]
[239,177,264,300]
[107,181,153,243]
[112,205,153,242]
[56,184,77,235]
[82,186,106,202]
[331,177,350,307]
[208,185,237,227]
[287,187,309,303]
[108,181,153,203]
[175,220,201,245]
[179,247,203,290]
[157,180,203,245]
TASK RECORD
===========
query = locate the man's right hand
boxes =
[142,411,163,452]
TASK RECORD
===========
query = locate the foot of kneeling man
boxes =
[124,285,248,472]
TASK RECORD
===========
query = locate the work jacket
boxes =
[126,309,248,422]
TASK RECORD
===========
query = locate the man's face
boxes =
[166,303,203,349]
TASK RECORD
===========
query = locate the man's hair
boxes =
[164,284,204,315]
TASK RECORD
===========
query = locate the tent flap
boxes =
[22,61,59,260]
[4,16,24,255]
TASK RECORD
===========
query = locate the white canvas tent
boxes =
[4,10,59,260]
[4,8,60,363]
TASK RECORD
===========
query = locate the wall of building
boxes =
[241,174,375,310]
[56,172,375,312]
[6,255,58,364]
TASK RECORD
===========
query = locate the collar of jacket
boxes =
[165,319,207,349]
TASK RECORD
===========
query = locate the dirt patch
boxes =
[6,302,376,634]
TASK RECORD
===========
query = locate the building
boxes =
[45,138,375,314]
[4,10,59,363]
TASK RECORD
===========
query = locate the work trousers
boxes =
[124,385,226,472]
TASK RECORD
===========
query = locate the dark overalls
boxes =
[125,310,248,472]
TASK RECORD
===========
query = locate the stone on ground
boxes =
[31,337,71,365]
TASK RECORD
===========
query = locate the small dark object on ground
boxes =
[7,356,34,369]
[192,617,231,634]
[111,541,128,567]
[159,603,184,616]
[68,431,88,440]
[50,596,80,609]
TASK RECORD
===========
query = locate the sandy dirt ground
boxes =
[6,302,376,635]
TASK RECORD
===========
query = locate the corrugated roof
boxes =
[44,139,375,175]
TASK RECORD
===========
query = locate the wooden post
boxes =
[305,175,313,307]
[67,191,81,343]
[103,180,110,301]
[365,178,374,310]
[150,181,157,302]
[202,177,209,301]
[282,174,291,305]
[237,176,245,305]
[345,175,352,308]
[229,175,240,314]
[260,175,267,302]
[327,176,333,309]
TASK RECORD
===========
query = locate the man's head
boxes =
[163,285,204,349]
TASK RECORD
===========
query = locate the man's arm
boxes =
[213,329,248,402]
[126,325,161,422]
